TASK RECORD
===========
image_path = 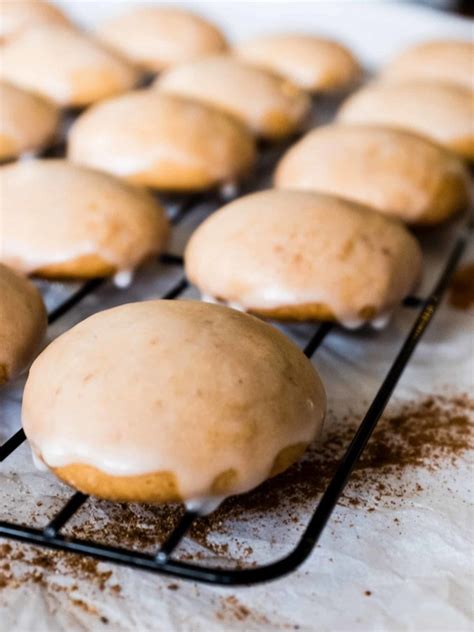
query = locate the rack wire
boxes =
[0,139,471,586]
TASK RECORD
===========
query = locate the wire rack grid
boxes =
[0,125,471,586]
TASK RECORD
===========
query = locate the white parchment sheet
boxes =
[0,2,473,631]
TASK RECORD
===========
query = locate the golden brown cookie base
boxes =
[450,136,474,161]
[53,464,182,503]
[262,109,303,141]
[50,442,309,503]
[0,134,18,161]
[270,442,308,476]
[0,364,8,386]
[34,254,117,280]
[248,302,377,324]
[126,160,220,192]
[407,148,470,225]
[124,157,253,192]
[69,68,142,109]
[0,135,56,162]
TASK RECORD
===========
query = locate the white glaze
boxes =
[0,160,169,277]
[275,124,470,224]
[185,496,225,515]
[186,190,423,328]
[0,81,60,161]
[1,240,97,275]
[31,448,49,472]
[370,311,393,330]
[68,90,256,190]
[201,293,396,330]
[96,6,227,73]
[19,150,38,161]
[113,269,134,289]
[219,181,239,201]
[382,40,474,91]
[236,33,360,92]
[338,82,474,160]
[156,55,311,139]
[22,301,326,502]
[0,24,140,107]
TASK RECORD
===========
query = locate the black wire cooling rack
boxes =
[0,140,471,585]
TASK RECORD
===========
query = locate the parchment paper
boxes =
[0,2,473,630]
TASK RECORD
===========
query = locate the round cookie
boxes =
[337,81,474,160]
[0,263,47,385]
[185,190,422,328]
[382,40,474,91]
[22,300,326,504]
[96,6,227,72]
[274,124,470,225]
[155,55,311,140]
[68,90,256,191]
[0,80,60,161]
[0,0,70,43]
[0,24,141,108]
[235,33,360,93]
[0,159,169,279]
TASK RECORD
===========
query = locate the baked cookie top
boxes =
[382,39,474,91]
[185,189,422,328]
[0,159,169,279]
[235,33,360,92]
[0,0,70,43]
[22,300,326,504]
[0,263,47,385]
[275,124,470,224]
[0,23,141,107]
[337,80,474,160]
[68,90,256,191]
[96,6,227,72]
[0,80,60,160]
[155,55,311,140]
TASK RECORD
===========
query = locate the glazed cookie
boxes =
[0,0,70,43]
[274,124,470,225]
[0,263,47,385]
[96,6,227,72]
[0,24,141,107]
[155,55,311,140]
[235,33,360,92]
[0,159,169,280]
[22,300,326,505]
[382,40,474,91]
[185,190,422,328]
[68,90,256,191]
[337,81,474,160]
[0,81,60,161]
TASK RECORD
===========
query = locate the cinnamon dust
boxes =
[215,594,269,625]
[0,394,472,619]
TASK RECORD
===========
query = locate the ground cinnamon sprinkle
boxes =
[0,394,472,613]
[215,594,270,625]
[195,393,473,531]
[0,540,117,593]
[448,262,474,310]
